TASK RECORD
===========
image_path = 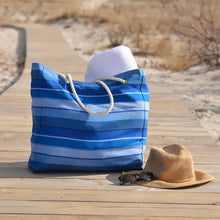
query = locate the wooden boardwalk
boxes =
[0,24,219,219]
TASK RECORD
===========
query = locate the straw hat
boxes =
[124,144,214,188]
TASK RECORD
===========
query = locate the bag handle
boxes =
[60,73,126,116]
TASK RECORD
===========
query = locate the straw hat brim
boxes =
[122,170,214,189]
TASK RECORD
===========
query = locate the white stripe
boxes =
[31,143,143,159]
[32,132,145,142]
[31,88,149,97]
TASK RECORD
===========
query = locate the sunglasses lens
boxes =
[119,172,155,185]
[119,174,138,185]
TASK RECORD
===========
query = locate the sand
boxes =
[0,26,25,95]
[0,18,219,143]
[147,66,220,142]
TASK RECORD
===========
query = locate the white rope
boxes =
[95,76,126,85]
[59,73,126,116]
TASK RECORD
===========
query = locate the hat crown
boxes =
[145,144,195,183]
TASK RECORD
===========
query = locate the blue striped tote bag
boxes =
[29,63,149,172]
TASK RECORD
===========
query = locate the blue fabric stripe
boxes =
[32,98,149,113]
[28,159,143,172]
[33,116,147,131]
[28,152,143,172]
[31,89,150,103]
[32,107,148,122]
[32,150,142,160]
[31,67,146,86]
[31,133,145,149]
[32,126,146,140]
[31,143,143,159]
[31,80,149,95]
[32,106,149,114]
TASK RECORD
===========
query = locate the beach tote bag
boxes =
[28,63,149,172]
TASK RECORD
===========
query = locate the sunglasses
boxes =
[119,171,155,185]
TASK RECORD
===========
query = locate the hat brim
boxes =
[122,170,214,189]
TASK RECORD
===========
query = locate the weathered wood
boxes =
[1,188,220,205]
[0,215,218,220]
[0,23,220,219]
[1,200,220,218]
[0,177,219,192]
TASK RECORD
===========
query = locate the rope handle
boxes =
[59,73,126,116]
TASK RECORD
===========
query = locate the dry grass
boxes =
[0,0,219,71]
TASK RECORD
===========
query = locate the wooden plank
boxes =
[0,160,219,181]
[0,200,220,218]
[0,177,218,192]
[0,214,218,220]
[147,136,218,146]
[1,188,220,205]
[1,150,220,163]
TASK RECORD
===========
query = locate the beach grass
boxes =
[0,0,219,70]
